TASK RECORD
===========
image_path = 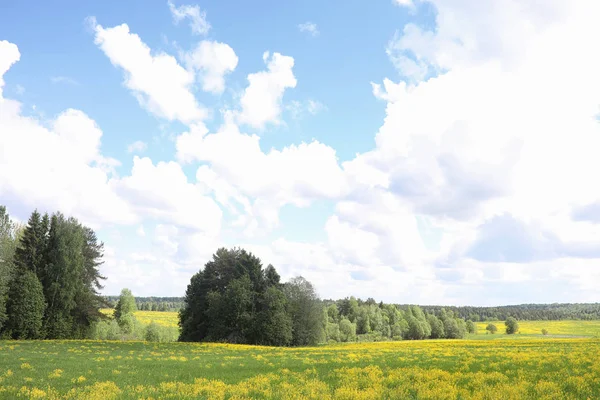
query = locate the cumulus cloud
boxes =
[90,18,207,124]
[110,156,222,234]
[168,1,210,35]
[0,41,135,227]
[184,40,238,94]
[176,116,347,232]
[237,51,297,129]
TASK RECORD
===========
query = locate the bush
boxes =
[145,322,161,342]
[486,323,498,334]
[505,317,519,334]
[542,329,548,335]
[466,320,477,334]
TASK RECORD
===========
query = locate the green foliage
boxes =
[0,206,18,332]
[179,247,307,346]
[427,314,445,339]
[283,276,325,346]
[256,286,293,346]
[505,317,519,334]
[114,289,136,323]
[42,214,85,339]
[144,322,162,342]
[5,270,46,339]
[486,323,498,334]
[0,206,106,340]
[542,328,548,335]
[13,210,48,276]
[338,317,356,342]
[466,320,477,334]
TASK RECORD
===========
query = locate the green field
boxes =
[2,327,600,399]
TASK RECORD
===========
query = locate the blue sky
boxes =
[1,0,600,305]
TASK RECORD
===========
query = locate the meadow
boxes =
[474,320,600,337]
[100,309,178,329]
[2,338,600,399]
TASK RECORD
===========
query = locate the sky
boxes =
[1,0,600,306]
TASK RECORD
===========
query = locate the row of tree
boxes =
[0,206,106,339]
[178,248,481,346]
[323,298,477,342]
[104,296,183,312]
[416,304,600,321]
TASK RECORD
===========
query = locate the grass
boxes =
[2,337,600,399]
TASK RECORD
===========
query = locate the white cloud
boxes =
[176,116,347,232]
[110,156,222,234]
[136,225,146,237]
[127,140,147,154]
[237,51,297,129]
[0,42,135,228]
[298,22,319,37]
[91,19,207,124]
[0,40,20,96]
[168,1,210,35]
[184,40,238,94]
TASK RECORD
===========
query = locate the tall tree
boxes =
[283,276,325,346]
[42,214,85,338]
[71,227,107,338]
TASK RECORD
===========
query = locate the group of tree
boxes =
[92,288,178,342]
[485,318,520,335]
[323,297,475,342]
[179,247,323,346]
[179,247,480,346]
[417,303,600,321]
[0,206,106,340]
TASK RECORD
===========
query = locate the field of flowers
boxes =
[2,338,600,399]
[475,320,600,337]
[100,309,179,328]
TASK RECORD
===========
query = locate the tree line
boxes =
[0,206,106,339]
[414,303,600,321]
[104,296,182,312]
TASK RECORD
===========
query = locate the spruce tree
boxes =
[42,214,84,339]
[5,270,46,339]
[13,210,49,276]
